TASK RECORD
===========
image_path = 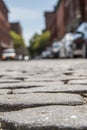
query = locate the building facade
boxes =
[10,22,22,35]
[85,0,87,17]
[45,0,87,43]
[64,0,87,32]
[0,0,12,59]
[44,11,57,44]
[55,0,65,39]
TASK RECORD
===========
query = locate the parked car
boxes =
[41,47,53,59]
[52,42,62,58]
[2,48,16,60]
[17,55,23,61]
[62,32,86,58]
[76,22,87,58]
[41,51,48,59]
[58,40,65,58]
[24,56,30,61]
[77,22,87,40]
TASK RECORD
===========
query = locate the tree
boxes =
[28,31,51,57]
[10,31,27,56]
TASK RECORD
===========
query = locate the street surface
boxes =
[0,59,87,130]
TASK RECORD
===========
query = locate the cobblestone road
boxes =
[0,59,87,130]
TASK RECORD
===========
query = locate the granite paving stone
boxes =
[1,105,87,130]
[0,82,63,89]
[0,89,12,95]
[0,60,87,130]
[0,93,84,111]
[0,79,21,83]
[68,80,87,85]
[13,85,87,94]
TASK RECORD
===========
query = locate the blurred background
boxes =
[0,0,87,61]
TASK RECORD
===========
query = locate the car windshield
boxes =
[53,42,60,48]
[54,45,58,48]
[3,49,15,53]
[77,22,87,39]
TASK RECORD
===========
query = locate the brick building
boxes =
[45,0,87,42]
[85,0,87,17]
[0,0,12,59]
[10,22,22,35]
[44,11,57,44]
[44,0,66,42]
[55,0,65,39]
[64,0,87,32]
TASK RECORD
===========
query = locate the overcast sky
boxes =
[4,0,57,46]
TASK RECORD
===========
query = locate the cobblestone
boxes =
[1,105,87,130]
[0,60,87,130]
[0,93,84,111]
[12,85,87,94]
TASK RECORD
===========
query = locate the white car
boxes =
[24,56,30,61]
[41,47,53,59]
[62,33,85,58]
[77,22,87,40]
[2,48,16,60]
[52,42,62,58]
[41,51,48,59]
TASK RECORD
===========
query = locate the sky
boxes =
[4,0,57,46]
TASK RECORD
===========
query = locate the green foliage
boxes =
[10,31,25,49]
[28,31,51,57]
[10,31,27,55]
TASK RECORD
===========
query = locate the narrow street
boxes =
[0,59,87,130]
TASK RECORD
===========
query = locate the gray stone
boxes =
[13,85,87,94]
[0,93,84,111]
[0,82,63,89]
[0,60,87,129]
[25,78,62,82]
[0,89,12,95]
[68,80,87,85]
[1,105,87,130]
[0,79,20,83]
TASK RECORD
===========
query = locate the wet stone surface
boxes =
[0,60,87,130]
